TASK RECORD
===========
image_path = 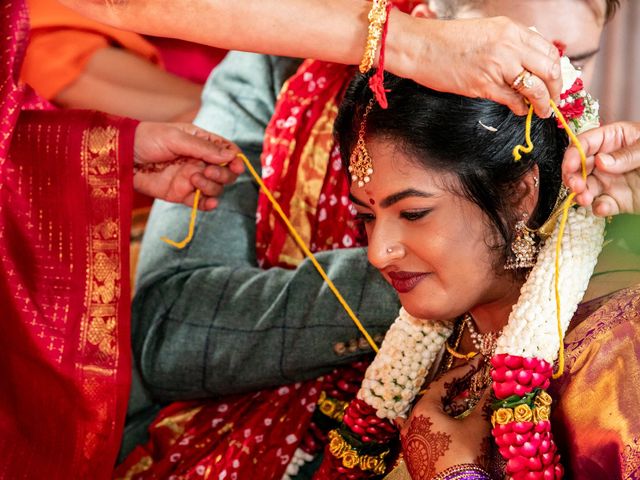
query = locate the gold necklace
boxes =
[463,313,500,358]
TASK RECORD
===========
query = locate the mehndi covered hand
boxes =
[400,356,492,479]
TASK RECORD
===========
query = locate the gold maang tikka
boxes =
[349,98,376,187]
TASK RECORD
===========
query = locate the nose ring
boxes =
[386,247,394,254]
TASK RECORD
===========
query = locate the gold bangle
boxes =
[328,429,390,475]
[359,0,389,74]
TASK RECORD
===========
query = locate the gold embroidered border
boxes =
[77,125,122,463]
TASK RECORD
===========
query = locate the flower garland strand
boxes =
[489,58,605,479]
[490,206,604,479]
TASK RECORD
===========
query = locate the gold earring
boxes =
[504,213,539,270]
[349,99,375,188]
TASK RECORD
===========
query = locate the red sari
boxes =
[1,1,136,477]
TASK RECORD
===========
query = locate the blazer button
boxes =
[333,342,346,356]
[358,337,370,350]
[346,339,358,353]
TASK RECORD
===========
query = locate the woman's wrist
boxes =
[384,11,433,85]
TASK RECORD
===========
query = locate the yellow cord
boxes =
[160,154,379,351]
[240,153,379,352]
[445,342,477,361]
[161,189,201,249]
[512,104,535,161]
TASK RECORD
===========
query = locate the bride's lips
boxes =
[387,271,430,293]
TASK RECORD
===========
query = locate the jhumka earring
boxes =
[504,212,539,270]
[349,99,376,187]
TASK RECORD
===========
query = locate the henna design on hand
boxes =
[401,415,451,480]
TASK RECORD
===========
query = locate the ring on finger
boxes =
[511,70,535,91]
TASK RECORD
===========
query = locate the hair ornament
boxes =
[349,98,376,187]
[478,120,498,132]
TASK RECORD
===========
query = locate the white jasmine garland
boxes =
[495,207,605,362]
[559,56,581,93]
[358,308,452,420]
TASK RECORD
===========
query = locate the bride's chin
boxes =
[400,301,448,323]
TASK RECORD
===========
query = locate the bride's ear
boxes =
[410,3,439,19]
[512,165,540,218]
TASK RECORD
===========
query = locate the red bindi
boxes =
[369,198,375,205]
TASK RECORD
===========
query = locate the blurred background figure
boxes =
[21,0,226,122]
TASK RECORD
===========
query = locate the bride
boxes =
[329,70,637,479]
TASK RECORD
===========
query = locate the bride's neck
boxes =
[468,282,523,334]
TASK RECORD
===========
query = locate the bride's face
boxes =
[350,137,519,321]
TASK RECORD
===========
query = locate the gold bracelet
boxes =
[359,0,389,74]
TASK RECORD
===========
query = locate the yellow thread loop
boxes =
[512,104,535,161]
[161,189,201,249]
[239,153,379,352]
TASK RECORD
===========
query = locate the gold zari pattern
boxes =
[328,429,389,475]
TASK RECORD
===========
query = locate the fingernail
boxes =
[551,62,561,79]
[599,154,614,166]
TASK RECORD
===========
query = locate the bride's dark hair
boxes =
[335,73,569,265]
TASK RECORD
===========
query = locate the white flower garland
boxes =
[495,207,605,361]
[358,308,451,420]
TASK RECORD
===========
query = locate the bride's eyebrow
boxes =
[380,189,433,208]
[349,193,367,207]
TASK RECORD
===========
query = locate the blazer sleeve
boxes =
[131,52,400,402]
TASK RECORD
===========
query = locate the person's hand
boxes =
[132,122,244,210]
[401,15,561,118]
[563,121,640,216]
[399,357,491,479]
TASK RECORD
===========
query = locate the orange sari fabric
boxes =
[1,2,136,477]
